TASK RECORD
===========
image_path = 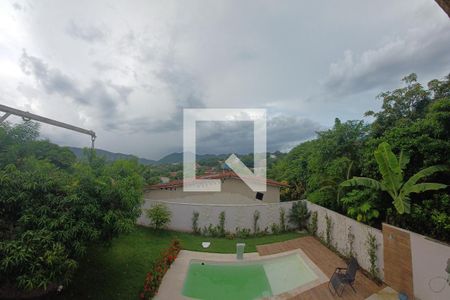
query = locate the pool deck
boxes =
[257,236,386,300]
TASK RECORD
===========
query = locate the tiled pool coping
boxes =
[155,249,328,300]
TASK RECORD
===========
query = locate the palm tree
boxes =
[340,142,448,214]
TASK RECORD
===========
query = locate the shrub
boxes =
[325,214,333,247]
[218,211,226,237]
[288,201,310,230]
[202,225,210,236]
[279,207,287,232]
[366,233,379,280]
[253,210,260,234]
[202,224,220,237]
[235,227,251,239]
[225,232,236,240]
[341,189,380,225]
[270,223,281,235]
[192,211,200,234]
[200,212,227,237]
[308,211,318,236]
[141,240,181,299]
[346,226,356,259]
[147,204,171,230]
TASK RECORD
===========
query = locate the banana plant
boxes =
[340,142,448,214]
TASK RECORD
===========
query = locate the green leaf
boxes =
[402,165,449,192]
[398,150,410,171]
[407,183,447,194]
[393,195,411,214]
[374,142,402,195]
[340,177,384,191]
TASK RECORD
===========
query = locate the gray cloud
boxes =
[122,61,206,134]
[267,116,323,151]
[19,50,131,125]
[20,51,84,102]
[156,67,205,110]
[195,116,321,154]
[65,20,106,43]
[12,2,22,11]
[324,22,450,96]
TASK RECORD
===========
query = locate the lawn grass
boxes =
[52,226,306,300]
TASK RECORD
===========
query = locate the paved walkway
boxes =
[257,236,385,300]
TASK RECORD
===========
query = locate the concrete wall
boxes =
[409,227,450,300]
[304,201,385,279]
[146,178,281,203]
[138,199,298,233]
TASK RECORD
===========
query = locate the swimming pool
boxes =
[182,253,319,300]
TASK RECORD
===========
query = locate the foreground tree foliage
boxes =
[0,122,143,295]
[270,73,450,241]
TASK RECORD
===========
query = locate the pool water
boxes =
[182,253,318,300]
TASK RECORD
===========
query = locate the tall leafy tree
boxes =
[0,122,144,295]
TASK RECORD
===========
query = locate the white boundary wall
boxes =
[408,227,450,300]
[304,200,385,279]
[138,199,299,233]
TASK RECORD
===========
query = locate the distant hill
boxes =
[68,147,158,165]
[157,152,229,164]
[69,147,284,166]
[157,152,183,164]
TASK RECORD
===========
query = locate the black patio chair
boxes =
[328,257,359,297]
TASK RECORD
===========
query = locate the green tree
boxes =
[365,73,431,138]
[0,122,144,295]
[341,142,447,214]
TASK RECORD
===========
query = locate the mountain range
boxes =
[68,147,272,166]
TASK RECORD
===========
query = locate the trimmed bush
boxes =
[146,204,171,230]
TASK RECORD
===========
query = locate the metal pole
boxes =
[0,104,96,147]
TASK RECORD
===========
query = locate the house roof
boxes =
[148,171,289,190]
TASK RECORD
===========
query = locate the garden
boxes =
[49,226,305,300]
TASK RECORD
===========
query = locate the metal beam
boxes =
[0,104,96,147]
[0,113,10,123]
[435,0,450,18]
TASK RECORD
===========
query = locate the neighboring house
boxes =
[159,176,170,183]
[145,171,288,204]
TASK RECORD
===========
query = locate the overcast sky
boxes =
[0,0,449,160]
